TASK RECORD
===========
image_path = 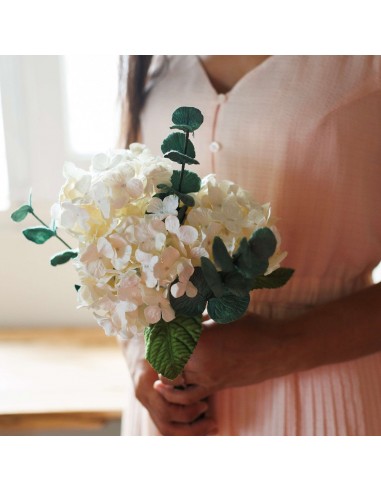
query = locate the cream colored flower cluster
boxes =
[56,144,286,339]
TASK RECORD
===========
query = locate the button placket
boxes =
[209,94,228,171]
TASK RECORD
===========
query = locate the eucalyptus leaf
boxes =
[213,236,235,273]
[177,205,188,224]
[201,257,225,298]
[145,315,202,380]
[171,170,201,193]
[249,228,277,260]
[161,132,196,158]
[164,150,199,165]
[234,237,268,278]
[171,107,204,132]
[223,270,250,297]
[250,267,295,290]
[22,226,54,244]
[11,204,33,222]
[175,191,195,207]
[156,183,171,190]
[169,267,212,316]
[207,293,250,324]
[50,249,78,266]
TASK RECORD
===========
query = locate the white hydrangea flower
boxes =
[146,195,178,220]
[56,146,287,340]
[165,216,198,245]
[170,261,197,299]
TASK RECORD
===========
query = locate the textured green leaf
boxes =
[164,150,199,165]
[169,267,213,316]
[171,170,201,193]
[161,132,196,158]
[223,270,250,297]
[11,204,33,222]
[171,107,204,132]
[145,315,202,380]
[234,237,268,278]
[248,228,277,260]
[50,249,78,267]
[201,257,225,298]
[250,267,295,290]
[207,293,250,324]
[22,226,54,244]
[213,236,235,273]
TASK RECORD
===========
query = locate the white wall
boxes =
[0,201,94,328]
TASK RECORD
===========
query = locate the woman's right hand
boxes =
[121,337,218,436]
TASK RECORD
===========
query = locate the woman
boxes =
[120,55,381,436]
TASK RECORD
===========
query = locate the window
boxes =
[0,56,121,207]
[64,55,120,155]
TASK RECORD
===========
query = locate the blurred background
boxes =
[0,55,128,436]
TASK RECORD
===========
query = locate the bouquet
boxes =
[11,107,293,379]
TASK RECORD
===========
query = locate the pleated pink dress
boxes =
[121,55,381,435]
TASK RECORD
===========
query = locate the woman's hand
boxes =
[120,337,218,436]
[155,282,381,407]
[154,313,297,405]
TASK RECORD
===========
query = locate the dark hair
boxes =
[119,55,152,147]
[119,55,167,148]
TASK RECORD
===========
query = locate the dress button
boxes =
[217,93,228,103]
[209,141,221,153]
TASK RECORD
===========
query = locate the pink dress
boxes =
[121,55,381,435]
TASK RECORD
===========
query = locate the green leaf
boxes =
[213,236,235,272]
[74,284,81,292]
[207,293,250,324]
[169,267,213,317]
[22,226,54,244]
[248,228,277,260]
[250,267,295,290]
[170,107,204,132]
[145,315,202,380]
[201,257,225,298]
[234,237,269,278]
[161,132,196,158]
[223,270,250,297]
[50,249,78,267]
[175,191,195,207]
[177,205,188,224]
[171,170,201,193]
[11,204,33,222]
[164,150,199,165]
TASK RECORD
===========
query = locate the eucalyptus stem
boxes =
[31,212,72,249]
[178,130,189,193]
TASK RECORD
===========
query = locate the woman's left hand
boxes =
[154,313,297,405]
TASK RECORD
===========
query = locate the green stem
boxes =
[31,212,72,249]
[178,131,189,193]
